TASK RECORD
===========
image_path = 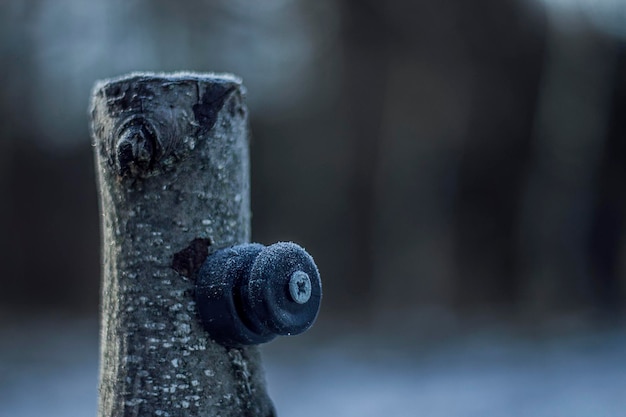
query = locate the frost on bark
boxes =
[90,72,275,417]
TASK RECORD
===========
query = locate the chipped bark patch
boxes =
[193,83,237,134]
[172,238,212,279]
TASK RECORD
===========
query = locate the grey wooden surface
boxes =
[91,73,273,417]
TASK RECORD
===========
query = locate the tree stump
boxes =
[90,72,275,417]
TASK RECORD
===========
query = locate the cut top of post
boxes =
[91,71,243,96]
[90,72,247,180]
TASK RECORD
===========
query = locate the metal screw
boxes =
[289,271,312,304]
[195,242,322,347]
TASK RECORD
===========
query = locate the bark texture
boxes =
[90,72,275,417]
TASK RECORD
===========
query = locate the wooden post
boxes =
[90,72,275,417]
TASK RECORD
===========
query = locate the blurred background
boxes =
[1,0,626,415]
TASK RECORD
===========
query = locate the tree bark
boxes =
[90,72,275,417]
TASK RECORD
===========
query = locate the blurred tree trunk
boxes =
[338,0,391,314]
[91,73,274,417]
[518,19,619,314]
[452,0,546,310]
[586,40,626,314]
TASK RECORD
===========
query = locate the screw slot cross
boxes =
[289,271,312,304]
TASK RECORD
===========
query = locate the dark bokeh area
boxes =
[2,0,626,415]
[2,0,625,323]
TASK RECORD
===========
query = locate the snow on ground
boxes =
[0,317,624,417]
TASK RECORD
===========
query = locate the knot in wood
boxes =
[115,117,160,177]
